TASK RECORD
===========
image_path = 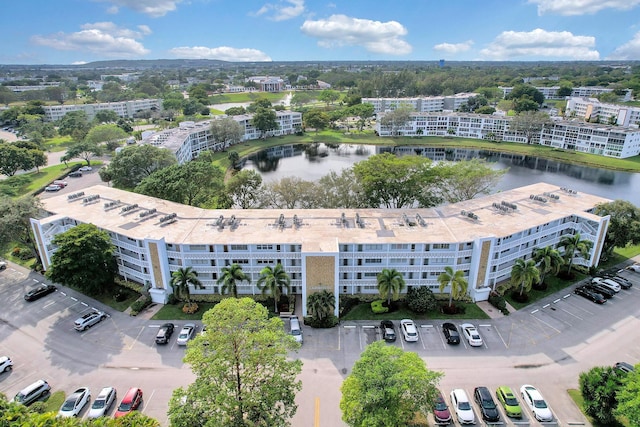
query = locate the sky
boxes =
[3,0,640,65]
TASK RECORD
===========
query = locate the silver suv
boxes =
[74,310,107,331]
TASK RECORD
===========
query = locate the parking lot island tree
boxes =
[168,297,302,427]
[217,263,251,298]
[45,223,117,296]
[257,263,291,313]
[510,258,540,298]
[437,266,468,311]
[376,268,405,308]
[170,266,203,311]
[340,340,442,427]
[559,233,593,277]
[579,366,624,425]
[615,363,640,426]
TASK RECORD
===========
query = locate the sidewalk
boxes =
[475,300,516,319]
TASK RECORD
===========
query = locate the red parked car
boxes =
[114,387,143,418]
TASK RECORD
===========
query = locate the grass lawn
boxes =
[151,302,218,320]
[44,135,73,152]
[612,244,640,259]
[43,390,65,413]
[340,301,489,321]
[209,92,287,104]
[91,291,140,312]
[567,388,629,427]
[505,271,588,310]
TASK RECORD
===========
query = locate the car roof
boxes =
[97,387,114,398]
[123,388,140,400]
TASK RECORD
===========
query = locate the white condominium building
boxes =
[141,111,303,164]
[363,93,478,114]
[500,86,631,101]
[43,99,162,122]
[31,183,610,315]
[565,97,640,128]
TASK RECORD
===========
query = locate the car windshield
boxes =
[471,334,480,339]
[505,396,518,405]
[118,402,132,411]
[435,401,447,410]
[179,332,188,338]
[92,399,105,409]
[15,393,26,402]
[458,402,471,410]
[62,398,77,410]
[534,399,547,409]
[483,401,496,409]
[291,330,301,336]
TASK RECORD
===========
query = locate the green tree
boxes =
[435,158,507,203]
[509,111,552,144]
[317,169,366,208]
[93,110,120,124]
[579,366,623,425]
[84,124,128,150]
[57,110,92,141]
[615,364,640,425]
[594,200,640,260]
[0,196,42,264]
[510,258,540,297]
[224,106,246,116]
[260,176,319,209]
[168,298,302,427]
[65,140,103,166]
[0,144,32,176]
[209,117,244,149]
[340,340,442,427]
[291,91,313,107]
[247,97,273,112]
[217,263,251,298]
[559,233,593,276]
[347,103,374,131]
[376,268,405,307]
[506,84,545,105]
[257,263,291,312]
[251,107,279,138]
[170,266,203,309]
[532,246,564,285]
[378,105,413,136]
[318,89,341,105]
[307,290,335,321]
[45,223,118,295]
[105,144,177,189]
[406,286,438,314]
[438,266,468,309]
[226,169,263,209]
[303,109,330,133]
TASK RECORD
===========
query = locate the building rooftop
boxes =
[39,182,609,251]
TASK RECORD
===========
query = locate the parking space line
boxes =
[494,325,509,349]
[529,313,562,334]
[70,297,78,301]
[42,301,55,309]
[559,308,583,320]
[80,302,88,307]
[60,292,66,296]
[141,389,156,414]
[126,326,147,351]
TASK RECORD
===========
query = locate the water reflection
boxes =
[243,144,639,205]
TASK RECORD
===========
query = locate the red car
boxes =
[433,390,452,424]
[113,387,142,418]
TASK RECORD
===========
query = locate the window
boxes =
[256,244,273,250]
[364,272,378,278]
[391,244,408,250]
[232,259,249,265]
[189,245,206,251]
[365,258,382,264]
[432,243,450,250]
[256,259,274,265]
[364,244,383,251]
[230,245,248,251]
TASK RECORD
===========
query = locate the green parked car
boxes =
[495,386,522,418]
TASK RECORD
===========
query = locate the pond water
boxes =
[242,144,640,206]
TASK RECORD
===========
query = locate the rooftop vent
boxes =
[216,215,224,227]
[461,210,479,220]
[121,204,139,213]
[415,213,427,227]
[530,194,548,203]
[68,192,85,201]
[355,213,365,228]
[159,213,177,224]
[560,187,578,195]
[103,199,120,209]
[501,201,517,210]
[139,208,157,218]
[83,194,100,204]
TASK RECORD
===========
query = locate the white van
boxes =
[290,317,303,344]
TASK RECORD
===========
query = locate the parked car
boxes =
[380,320,396,342]
[0,356,13,373]
[53,180,68,187]
[628,263,640,273]
[495,385,522,418]
[442,322,460,345]
[432,390,452,424]
[520,385,553,422]
[289,317,303,344]
[615,362,635,373]
[584,283,615,299]
[68,171,83,178]
[176,323,196,346]
[400,319,419,342]
[74,310,107,331]
[87,387,116,418]
[602,274,633,289]
[44,184,62,192]
[461,323,483,347]
[574,286,606,304]
[592,277,621,293]
[24,284,57,301]
[155,323,175,345]
[474,386,500,422]
[58,387,91,417]
[450,388,475,424]
[14,379,51,406]
[79,166,93,171]
[114,387,143,418]
[0,260,6,270]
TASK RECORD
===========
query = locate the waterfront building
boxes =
[363,93,478,114]
[42,99,162,122]
[565,97,640,128]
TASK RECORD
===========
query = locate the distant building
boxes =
[500,86,632,101]
[362,93,479,114]
[42,99,162,122]
[565,97,640,127]
[247,76,284,92]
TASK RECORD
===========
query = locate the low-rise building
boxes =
[43,99,162,122]
[363,93,478,114]
[565,97,640,128]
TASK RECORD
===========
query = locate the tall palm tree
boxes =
[170,266,203,307]
[510,258,540,296]
[437,266,468,308]
[559,233,593,276]
[217,263,250,298]
[376,268,406,307]
[532,246,564,285]
[257,263,291,312]
[307,290,335,321]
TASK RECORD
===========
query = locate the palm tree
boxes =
[559,233,593,276]
[510,258,540,297]
[437,266,468,308]
[376,268,405,307]
[532,246,564,285]
[257,263,291,312]
[170,266,203,308]
[307,290,335,321]
[217,263,250,298]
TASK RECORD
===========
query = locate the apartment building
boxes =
[375,111,640,158]
[565,97,640,128]
[500,86,632,101]
[141,111,303,164]
[363,93,478,114]
[31,183,610,314]
[43,99,162,122]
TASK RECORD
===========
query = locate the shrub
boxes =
[488,292,510,316]
[371,299,388,314]
[11,247,21,257]
[130,296,151,315]
[406,287,438,314]
[511,291,529,303]
[304,314,339,328]
[166,293,179,305]
[182,302,199,314]
[30,402,47,414]
[339,295,360,317]
[114,277,144,293]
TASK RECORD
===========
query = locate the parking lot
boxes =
[1,264,640,426]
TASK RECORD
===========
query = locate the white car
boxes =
[74,310,107,331]
[520,385,552,422]
[461,323,483,347]
[628,263,640,273]
[58,387,90,417]
[176,323,196,346]
[44,184,62,192]
[87,387,116,418]
[0,356,13,373]
[0,261,6,270]
[79,166,93,171]
[592,277,621,293]
[400,319,419,342]
[450,388,475,424]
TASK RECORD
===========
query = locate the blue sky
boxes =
[3,0,640,64]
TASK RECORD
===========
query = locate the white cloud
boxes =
[433,40,474,54]
[98,0,183,17]
[168,46,272,62]
[31,22,150,58]
[300,14,411,55]
[254,0,305,21]
[607,31,640,60]
[480,28,599,60]
[528,0,640,16]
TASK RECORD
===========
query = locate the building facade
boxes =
[31,183,610,315]
[42,99,162,122]
[565,97,640,128]
[363,93,478,114]
[499,86,632,101]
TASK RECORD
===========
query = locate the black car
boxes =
[585,283,615,299]
[615,362,635,373]
[442,322,460,345]
[68,171,83,178]
[474,386,500,422]
[574,286,606,304]
[155,323,175,344]
[380,320,396,342]
[602,274,633,289]
[24,284,57,301]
